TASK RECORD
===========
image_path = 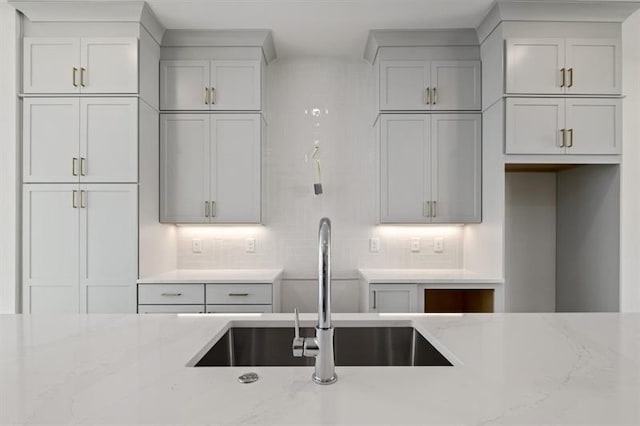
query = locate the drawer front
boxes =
[206,284,272,305]
[206,304,272,313]
[138,284,204,304]
[138,304,204,314]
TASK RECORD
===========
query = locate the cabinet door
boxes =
[565,39,621,95]
[210,60,261,111]
[506,38,565,94]
[505,98,566,154]
[369,284,417,313]
[23,37,80,94]
[565,98,621,155]
[430,61,481,111]
[79,184,137,313]
[379,60,431,110]
[80,38,138,93]
[160,114,210,223]
[210,114,261,223]
[431,114,481,223]
[380,115,431,223]
[160,60,210,110]
[80,98,138,183]
[23,184,80,313]
[23,98,80,183]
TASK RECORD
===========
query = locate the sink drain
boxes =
[238,372,259,384]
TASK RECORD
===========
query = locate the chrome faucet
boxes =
[292,217,337,385]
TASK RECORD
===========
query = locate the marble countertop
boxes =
[1,313,639,425]
[359,268,504,284]
[137,269,284,284]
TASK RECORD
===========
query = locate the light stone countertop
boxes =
[359,268,504,284]
[1,313,639,425]
[137,269,284,284]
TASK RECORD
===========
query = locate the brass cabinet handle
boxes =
[204,87,209,105]
[560,128,566,148]
[80,190,86,208]
[72,157,78,176]
[161,292,182,297]
[568,128,574,148]
[72,190,78,208]
[80,68,86,87]
[228,293,249,297]
[432,87,437,105]
[210,87,216,104]
[432,201,437,217]
[560,68,566,87]
[204,201,210,217]
[424,87,430,105]
[72,67,78,87]
[372,290,377,309]
[568,68,573,88]
[80,157,86,176]
[211,201,216,217]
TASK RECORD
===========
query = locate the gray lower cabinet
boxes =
[137,282,276,313]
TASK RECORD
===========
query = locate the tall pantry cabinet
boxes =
[21,20,161,313]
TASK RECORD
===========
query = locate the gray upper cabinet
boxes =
[379,114,481,224]
[379,60,481,111]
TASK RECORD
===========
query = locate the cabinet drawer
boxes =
[138,284,204,304]
[138,304,204,314]
[206,284,272,304]
[206,304,272,313]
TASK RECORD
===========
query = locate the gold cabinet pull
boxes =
[80,157,86,176]
[568,129,574,148]
[72,190,78,208]
[72,157,78,176]
[80,190,86,208]
[204,87,209,105]
[80,67,86,87]
[210,87,216,104]
[204,201,210,217]
[211,201,216,217]
[432,87,437,105]
[560,128,566,148]
[424,87,430,105]
[72,67,78,87]
[560,68,566,87]
[568,68,573,88]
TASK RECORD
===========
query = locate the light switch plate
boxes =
[411,237,421,253]
[192,239,202,253]
[434,237,444,253]
[369,237,380,253]
[245,238,256,253]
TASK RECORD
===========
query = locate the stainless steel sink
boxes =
[194,327,452,367]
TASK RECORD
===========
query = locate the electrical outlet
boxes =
[369,237,380,253]
[434,237,444,253]
[411,237,421,253]
[191,239,202,253]
[245,238,256,253]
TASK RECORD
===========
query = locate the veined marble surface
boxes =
[1,313,639,425]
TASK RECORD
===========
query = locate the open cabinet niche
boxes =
[505,164,620,312]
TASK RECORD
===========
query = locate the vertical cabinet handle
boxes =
[211,201,216,217]
[568,129,574,148]
[72,67,78,87]
[72,190,78,208]
[205,87,209,105]
[80,190,86,208]
[372,290,377,310]
[80,68,86,87]
[204,201,210,217]
[72,157,78,176]
[560,128,566,148]
[80,158,86,176]
[432,87,437,105]
[560,68,566,87]
[432,201,437,218]
[210,87,216,105]
[568,68,574,88]
[424,87,430,105]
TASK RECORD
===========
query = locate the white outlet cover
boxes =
[369,237,380,253]
[410,237,421,253]
[245,238,256,253]
[192,239,202,253]
[434,237,444,253]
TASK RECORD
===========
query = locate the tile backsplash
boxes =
[177,58,464,278]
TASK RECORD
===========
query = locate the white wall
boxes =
[621,9,640,312]
[505,172,556,312]
[0,3,19,314]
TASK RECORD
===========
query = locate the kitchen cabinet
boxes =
[23,37,138,94]
[23,184,137,313]
[23,98,138,183]
[506,97,621,155]
[506,38,620,95]
[369,284,417,313]
[160,60,261,111]
[160,113,262,223]
[379,60,480,111]
[380,113,481,224]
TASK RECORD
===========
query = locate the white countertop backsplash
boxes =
[137,269,284,284]
[2,312,639,425]
[359,268,504,283]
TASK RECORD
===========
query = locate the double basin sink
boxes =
[194,325,453,367]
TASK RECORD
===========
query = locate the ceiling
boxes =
[145,0,495,59]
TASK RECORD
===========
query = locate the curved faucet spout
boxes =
[318,217,331,329]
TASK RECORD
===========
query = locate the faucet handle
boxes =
[292,308,304,357]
